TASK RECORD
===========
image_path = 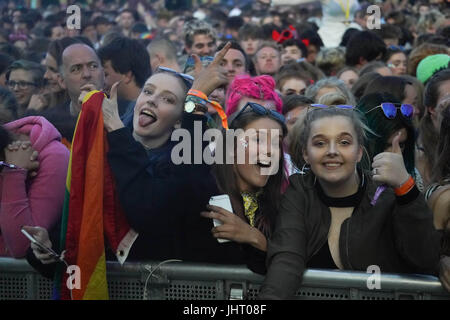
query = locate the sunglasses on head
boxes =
[365,103,413,119]
[387,45,405,51]
[157,66,194,89]
[234,102,286,124]
[309,104,355,110]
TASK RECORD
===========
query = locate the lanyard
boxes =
[338,0,350,21]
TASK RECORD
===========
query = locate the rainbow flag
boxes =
[54,91,137,300]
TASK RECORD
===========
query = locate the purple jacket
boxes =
[0,116,69,257]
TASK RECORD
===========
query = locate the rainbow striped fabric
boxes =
[54,91,134,300]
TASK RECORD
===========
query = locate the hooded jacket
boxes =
[0,116,69,257]
[259,172,442,299]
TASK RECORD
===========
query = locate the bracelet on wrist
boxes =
[187,89,229,129]
[394,175,415,196]
[186,95,207,107]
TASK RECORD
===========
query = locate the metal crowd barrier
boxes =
[0,257,449,300]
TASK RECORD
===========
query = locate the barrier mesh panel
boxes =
[165,281,219,300]
[109,279,145,300]
[0,259,448,300]
[0,275,29,300]
[247,285,350,300]
[37,276,53,300]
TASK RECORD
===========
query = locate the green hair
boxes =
[356,92,416,177]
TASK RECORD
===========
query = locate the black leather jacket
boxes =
[259,172,442,299]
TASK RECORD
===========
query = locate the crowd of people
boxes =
[0,0,449,299]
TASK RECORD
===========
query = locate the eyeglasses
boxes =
[365,103,413,119]
[234,102,285,124]
[157,66,194,89]
[6,80,36,89]
[308,104,355,111]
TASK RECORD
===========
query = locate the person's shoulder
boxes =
[429,184,450,208]
[285,173,316,199]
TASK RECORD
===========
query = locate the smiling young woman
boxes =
[259,106,442,299]
[202,104,287,274]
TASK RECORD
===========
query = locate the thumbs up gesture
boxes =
[102,81,124,133]
[371,131,411,188]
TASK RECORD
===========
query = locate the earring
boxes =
[299,162,310,175]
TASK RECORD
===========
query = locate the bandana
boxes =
[241,191,262,227]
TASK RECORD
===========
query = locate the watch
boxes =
[184,96,208,113]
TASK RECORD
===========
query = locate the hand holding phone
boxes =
[21,227,61,261]
[208,194,233,243]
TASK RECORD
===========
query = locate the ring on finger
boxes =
[372,168,378,175]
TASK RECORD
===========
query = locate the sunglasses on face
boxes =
[234,102,286,124]
[157,66,194,89]
[365,103,413,119]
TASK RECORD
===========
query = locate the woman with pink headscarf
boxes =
[225,74,283,116]
[225,74,296,191]
[0,116,69,257]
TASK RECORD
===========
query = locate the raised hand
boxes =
[191,42,231,97]
[27,93,48,111]
[102,81,124,132]
[77,83,98,107]
[371,131,410,188]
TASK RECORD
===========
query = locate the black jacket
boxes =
[258,172,442,299]
[27,113,268,278]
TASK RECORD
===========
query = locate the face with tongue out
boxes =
[303,116,363,188]
[233,117,283,192]
[132,73,185,149]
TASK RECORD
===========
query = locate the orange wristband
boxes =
[394,176,415,196]
[188,89,208,100]
[187,89,229,129]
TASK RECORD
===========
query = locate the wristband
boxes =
[186,95,207,107]
[394,176,415,196]
[187,89,228,129]
[0,161,22,170]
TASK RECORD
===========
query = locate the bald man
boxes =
[58,43,105,116]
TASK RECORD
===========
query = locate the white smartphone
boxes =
[209,194,233,243]
[21,228,61,259]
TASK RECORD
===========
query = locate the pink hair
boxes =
[225,74,283,116]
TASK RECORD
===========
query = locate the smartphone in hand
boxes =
[209,194,233,243]
[21,227,61,260]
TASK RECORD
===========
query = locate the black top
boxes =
[307,176,366,269]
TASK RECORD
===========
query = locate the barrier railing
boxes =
[0,257,449,300]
